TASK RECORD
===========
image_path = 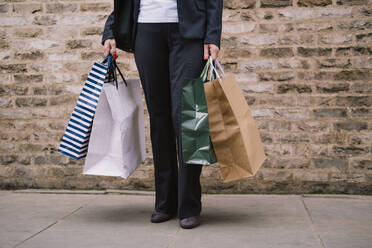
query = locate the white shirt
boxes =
[137,0,179,23]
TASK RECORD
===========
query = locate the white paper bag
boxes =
[83,79,146,178]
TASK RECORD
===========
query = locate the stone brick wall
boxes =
[0,0,371,194]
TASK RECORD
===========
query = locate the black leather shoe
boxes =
[179,215,201,229]
[151,211,174,223]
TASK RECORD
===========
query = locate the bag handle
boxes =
[111,59,128,88]
[102,53,113,68]
[208,57,219,81]
[214,59,225,76]
[208,57,225,81]
[103,53,128,89]
[200,57,211,82]
[200,56,219,82]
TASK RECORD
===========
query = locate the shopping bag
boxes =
[58,54,115,159]
[204,60,267,182]
[181,57,217,165]
[83,78,145,178]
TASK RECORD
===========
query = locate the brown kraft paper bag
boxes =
[204,63,267,182]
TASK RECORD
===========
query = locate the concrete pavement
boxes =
[1,190,371,248]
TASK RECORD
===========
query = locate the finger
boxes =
[110,41,116,55]
[103,41,110,57]
[211,47,218,61]
[211,45,219,61]
[214,47,220,60]
[203,44,209,60]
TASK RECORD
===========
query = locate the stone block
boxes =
[45,3,77,14]
[313,108,347,118]
[223,0,256,9]
[297,47,332,57]
[298,0,332,7]
[261,0,293,8]
[260,47,294,57]
[337,0,368,6]
[80,3,112,12]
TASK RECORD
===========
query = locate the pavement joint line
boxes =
[166,225,181,248]
[12,189,155,196]
[12,195,99,248]
[13,221,58,248]
[300,196,327,248]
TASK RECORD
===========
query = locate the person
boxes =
[101,0,223,229]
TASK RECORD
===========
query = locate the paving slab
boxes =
[172,194,321,248]
[0,191,97,248]
[14,194,176,248]
[303,197,372,248]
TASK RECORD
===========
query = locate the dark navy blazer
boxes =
[101,0,223,51]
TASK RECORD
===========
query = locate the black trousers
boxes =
[133,23,206,219]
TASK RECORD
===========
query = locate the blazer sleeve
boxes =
[101,10,115,46]
[204,0,223,49]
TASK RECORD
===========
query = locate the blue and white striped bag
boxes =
[58,54,114,159]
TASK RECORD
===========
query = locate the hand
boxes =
[203,43,219,61]
[103,38,116,57]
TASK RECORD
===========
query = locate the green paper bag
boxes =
[181,57,217,165]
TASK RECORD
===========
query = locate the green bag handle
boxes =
[200,57,211,82]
